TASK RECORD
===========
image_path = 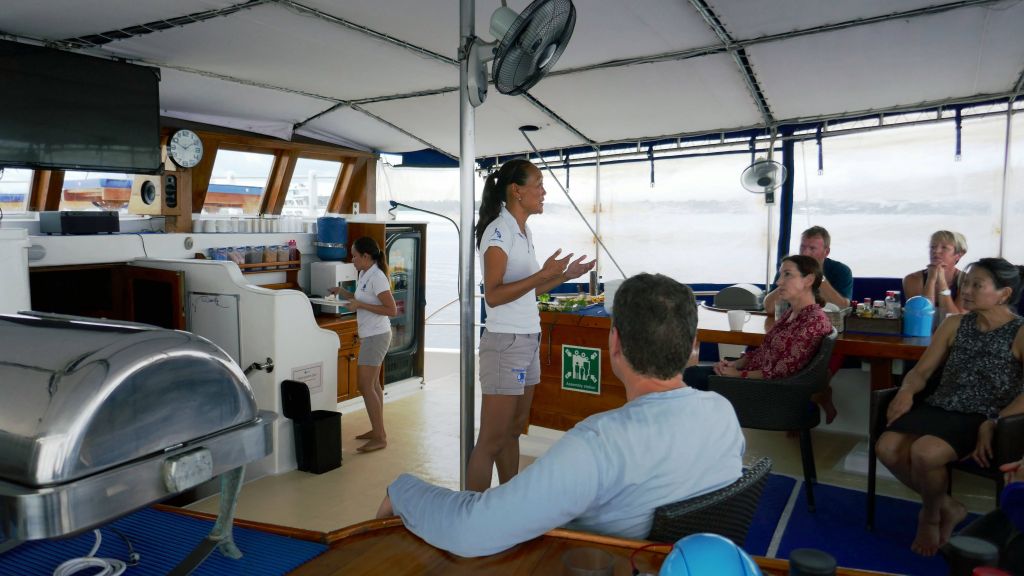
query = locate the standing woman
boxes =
[331,236,398,453]
[903,230,968,316]
[469,159,595,492]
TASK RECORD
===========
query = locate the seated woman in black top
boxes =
[902,230,968,316]
[877,257,1024,557]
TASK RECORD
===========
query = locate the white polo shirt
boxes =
[354,265,393,338]
[479,207,541,334]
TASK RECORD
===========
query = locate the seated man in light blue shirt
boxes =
[376,273,746,558]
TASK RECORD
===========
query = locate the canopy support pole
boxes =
[458,0,476,490]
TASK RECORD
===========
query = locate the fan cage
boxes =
[493,0,576,95]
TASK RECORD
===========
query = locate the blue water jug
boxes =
[659,533,761,575]
[903,295,935,337]
[316,217,347,261]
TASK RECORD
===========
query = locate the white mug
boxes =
[728,310,751,331]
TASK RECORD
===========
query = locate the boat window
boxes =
[592,153,770,285]
[1004,112,1024,265]
[0,168,32,214]
[203,149,274,216]
[791,115,1009,278]
[281,158,342,218]
[60,171,133,213]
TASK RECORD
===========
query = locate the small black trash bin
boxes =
[281,379,341,474]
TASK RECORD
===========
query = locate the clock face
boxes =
[168,129,204,168]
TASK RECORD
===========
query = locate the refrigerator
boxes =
[384,225,424,384]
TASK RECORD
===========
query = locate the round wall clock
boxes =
[168,129,204,168]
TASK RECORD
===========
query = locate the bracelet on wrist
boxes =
[740,370,749,379]
[938,289,952,297]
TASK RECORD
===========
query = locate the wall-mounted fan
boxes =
[740,158,787,194]
[468,0,576,107]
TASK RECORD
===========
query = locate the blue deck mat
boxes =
[777,480,979,575]
[0,507,327,576]
[744,473,796,556]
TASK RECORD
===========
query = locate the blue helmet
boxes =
[659,533,762,576]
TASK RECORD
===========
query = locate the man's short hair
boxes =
[802,226,831,249]
[611,273,697,379]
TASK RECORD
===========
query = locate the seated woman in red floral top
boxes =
[684,255,833,390]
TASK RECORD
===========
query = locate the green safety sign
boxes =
[561,344,601,394]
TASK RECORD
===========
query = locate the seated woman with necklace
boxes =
[684,255,832,390]
[877,257,1024,557]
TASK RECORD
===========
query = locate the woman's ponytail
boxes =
[475,158,534,248]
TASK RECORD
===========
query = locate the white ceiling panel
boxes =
[158,67,329,140]
[297,107,427,153]
[529,53,763,143]
[709,0,955,40]
[100,3,457,102]
[749,3,1024,120]
[300,0,720,69]
[362,92,586,157]
[0,0,239,41]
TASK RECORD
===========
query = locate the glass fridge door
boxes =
[386,231,419,355]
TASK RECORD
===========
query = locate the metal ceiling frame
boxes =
[14,0,1019,158]
[687,0,774,127]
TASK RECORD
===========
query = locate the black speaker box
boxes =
[39,211,119,235]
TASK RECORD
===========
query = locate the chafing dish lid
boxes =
[0,314,258,487]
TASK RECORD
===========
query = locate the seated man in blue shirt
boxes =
[763,225,853,317]
[375,273,746,557]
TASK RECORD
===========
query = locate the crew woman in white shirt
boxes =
[469,159,595,491]
[331,236,398,453]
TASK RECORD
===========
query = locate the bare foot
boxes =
[357,438,388,453]
[911,510,942,556]
[939,497,968,545]
[355,430,374,440]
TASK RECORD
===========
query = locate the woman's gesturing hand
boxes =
[886,389,914,426]
[970,419,996,468]
[563,255,596,280]
[540,249,572,280]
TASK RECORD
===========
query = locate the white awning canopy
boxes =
[3,0,1022,158]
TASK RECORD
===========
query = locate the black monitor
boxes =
[0,40,161,174]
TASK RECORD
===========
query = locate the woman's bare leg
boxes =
[495,385,536,484]
[356,365,387,452]
[466,394,519,491]
[908,436,958,556]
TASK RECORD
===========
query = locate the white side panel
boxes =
[0,229,31,314]
[132,258,340,478]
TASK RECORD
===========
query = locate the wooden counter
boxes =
[530,311,618,431]
[529,305,932,432]
[316,314,360,401]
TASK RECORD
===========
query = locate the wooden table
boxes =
[529,306,931,432]
[287,517,883,575]
[695,304,931,392]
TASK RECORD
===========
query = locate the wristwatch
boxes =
[938,289,952,297]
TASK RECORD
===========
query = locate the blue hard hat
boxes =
[659,533,762,576]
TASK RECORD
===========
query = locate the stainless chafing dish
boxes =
[0,312,274,556]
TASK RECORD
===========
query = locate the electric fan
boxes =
[740,158,787,194]
[468,0,576,107]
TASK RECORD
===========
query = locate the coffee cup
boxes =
[728,310,751,331]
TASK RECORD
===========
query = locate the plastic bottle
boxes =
[884,291,898,319]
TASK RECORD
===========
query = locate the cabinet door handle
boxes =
[348,354,357,361]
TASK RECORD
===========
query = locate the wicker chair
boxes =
[706,329,837,513]
[647,457,772,544]
[866,385,1024,530]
